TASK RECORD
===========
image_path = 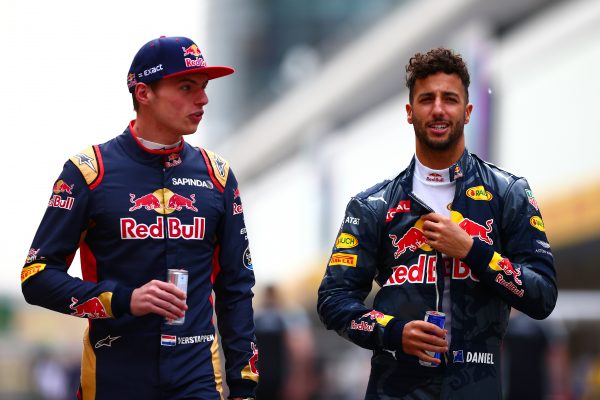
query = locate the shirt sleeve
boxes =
[317,197,405,353]
[21,160,132,320]
[462,178,557,319]
[211,168,258,398]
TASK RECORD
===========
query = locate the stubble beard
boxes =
[413,118,465,152]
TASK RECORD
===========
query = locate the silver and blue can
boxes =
[166,268,188,325]
[418,311,446,367]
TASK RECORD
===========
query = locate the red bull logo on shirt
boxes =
[389,218,433,258]
[451,211,494,245]
[69,297,111,319]
[384,255,479,286]
[129,189,197,214]
[53,179,74,194]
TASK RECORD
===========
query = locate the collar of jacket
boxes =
[400,149,472,189]
[117,120,188,165]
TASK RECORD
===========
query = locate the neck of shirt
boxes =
[137,137,181,150]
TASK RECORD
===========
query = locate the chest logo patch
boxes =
[129,188,197,214]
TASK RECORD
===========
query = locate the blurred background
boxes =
[2,0,600,398]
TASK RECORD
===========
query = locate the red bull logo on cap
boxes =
[182,44,202,58]
[181,44,207,68]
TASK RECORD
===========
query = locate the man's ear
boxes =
[135,83,153,106]
[406,103,413,124]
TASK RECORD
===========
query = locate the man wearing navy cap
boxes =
[21,36,259,400]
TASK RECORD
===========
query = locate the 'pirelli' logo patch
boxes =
[21,263,46,283]
[328,253,358,267]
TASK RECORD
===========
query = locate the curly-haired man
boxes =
[318,48,557,399]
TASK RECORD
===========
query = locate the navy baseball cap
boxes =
[127,36,234,93]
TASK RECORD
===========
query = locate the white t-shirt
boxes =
[412,156,454,344]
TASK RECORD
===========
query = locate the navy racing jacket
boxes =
[317,150,557,399]
[21,122,259,400]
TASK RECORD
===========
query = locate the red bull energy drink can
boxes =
[419,311,446,367]
[166,269,188,325]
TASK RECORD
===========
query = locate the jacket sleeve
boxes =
[212,168,258,398]
[21,159,132,320]
[317,197,405,353]
[463,178,557,319]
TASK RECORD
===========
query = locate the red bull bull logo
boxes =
[389,218,434,258]
[363,311,386,320]
[451,211,494,245]
[181,44,206,68]
[129,193,161,211]
[69,297,110,319]
[129,189,197,214]
[167,193,198,212]
[53,179,74,194]
[360,310,393,326]
[389,228,429,258]
[182,44,202,57]
[497,258,522,285]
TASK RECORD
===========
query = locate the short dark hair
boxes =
[405,48,470,103]
[131,82,158,112]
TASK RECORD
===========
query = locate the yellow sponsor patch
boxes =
[466,186,493,201]
[21,263,46,283]
[329,253,358,267]
[335,233,358,249]
[375,314,394,327]
[530,216,545,231]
